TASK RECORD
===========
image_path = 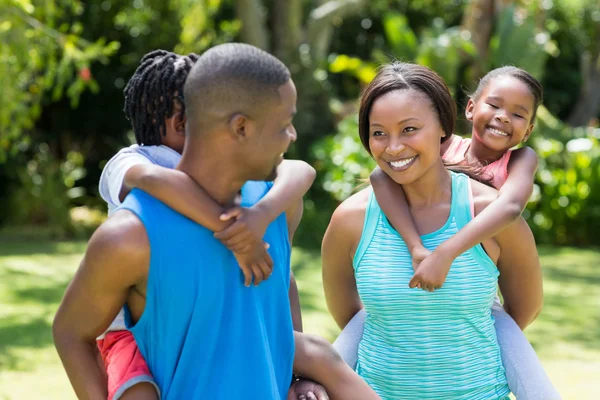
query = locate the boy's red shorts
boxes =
[97,330,159,400]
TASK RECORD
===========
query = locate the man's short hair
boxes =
[183,43,291,132]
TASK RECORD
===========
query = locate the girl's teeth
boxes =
[488,127,509,136]
[390,157,415,168]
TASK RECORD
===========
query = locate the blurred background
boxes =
[0,0,599,398]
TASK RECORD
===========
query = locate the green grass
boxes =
[0,239,599,399]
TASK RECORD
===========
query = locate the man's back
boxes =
[121,182,294,399]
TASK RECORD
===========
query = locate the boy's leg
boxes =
[97,330,160,400]
[332,308,366,370]
[293,332,380,400]
[493,300,561,400]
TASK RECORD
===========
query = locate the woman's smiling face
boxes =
[368,89,446,185]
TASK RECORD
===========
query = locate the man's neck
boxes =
[177,149,245,207]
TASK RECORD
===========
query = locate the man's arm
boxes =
[53,211,149,399]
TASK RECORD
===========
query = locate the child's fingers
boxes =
[264,251,274,269]
[221,232,254,250]
[239,264,253,287]
[408,274,420,288]
[251,264,265,286]
[219,207,243,221]
[257,259,272,281]
[214,222,247,241]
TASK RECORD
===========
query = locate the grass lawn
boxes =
[0,237,598,399]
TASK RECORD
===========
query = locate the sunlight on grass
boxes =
[0,240,598,399]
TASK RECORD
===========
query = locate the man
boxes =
[54,43,301,399]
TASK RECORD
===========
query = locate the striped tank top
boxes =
[354,172,510,399]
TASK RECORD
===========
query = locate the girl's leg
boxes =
[332,308,366,370]
[493,299,561,399]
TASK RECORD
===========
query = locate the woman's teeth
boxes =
[488,127,509,136]
[390,156,416,168]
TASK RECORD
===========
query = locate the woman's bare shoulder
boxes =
[469,179,499,217]
[327,188,370,235]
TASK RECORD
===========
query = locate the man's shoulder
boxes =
[87,209,149,268]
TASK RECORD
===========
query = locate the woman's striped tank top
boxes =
[353,172,510,399]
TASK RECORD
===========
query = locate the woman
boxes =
[322,62,543,399]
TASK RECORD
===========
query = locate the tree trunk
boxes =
[307,0,366,65]
[236,0,269,50]
[567,52,600,127]
[460,0,495,80]
[272,0,302,62]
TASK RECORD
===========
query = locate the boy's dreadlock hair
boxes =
[123,50,199,146]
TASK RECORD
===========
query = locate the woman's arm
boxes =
[322,194,365,329]
[411,147,538,291]
[495,216,543,330]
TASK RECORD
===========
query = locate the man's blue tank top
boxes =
[120,181,294,399]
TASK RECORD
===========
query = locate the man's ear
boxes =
[465,98,475,121]
[228,113,252,142]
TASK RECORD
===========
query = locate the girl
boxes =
[323,62,551,399]
[333,66,560,399]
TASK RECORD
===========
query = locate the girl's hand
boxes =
[409,249,454,292]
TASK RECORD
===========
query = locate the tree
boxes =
[566,1,600,127]
[0,0,119,162]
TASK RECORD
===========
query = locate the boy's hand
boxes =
[233,247,274,287]
[214,206,270,253]
[215,206,273,286]
[288,379,329,400]
[409,248,454,292]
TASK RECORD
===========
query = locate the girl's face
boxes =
[368,89,446,185]
[466,75,535,152]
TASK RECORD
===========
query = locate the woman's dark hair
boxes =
[471,66,543,122]
[358,62,456,155]
[358,61,487,182]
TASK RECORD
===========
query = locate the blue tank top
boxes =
[120,181,294,399]
[354,172,510,399]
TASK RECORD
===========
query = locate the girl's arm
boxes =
[322,195,365,329]
[410,147,538,291]
[370,167,427,259]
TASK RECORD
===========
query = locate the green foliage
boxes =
[330,12,475,94]
[312,114,374,201]
[7,143,87,237]
[488,5,556,80]
[0,0,119,162]
[527,119,600,246]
